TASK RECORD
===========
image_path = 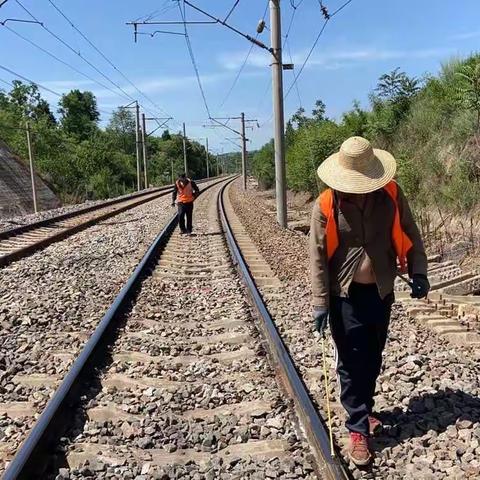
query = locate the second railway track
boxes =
[0,186,174,268]
[2,178,348,479]
[0,177,220,269]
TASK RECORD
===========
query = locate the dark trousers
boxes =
[178,202,194,233]
[329,282,393,436]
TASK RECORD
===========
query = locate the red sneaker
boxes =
[348,432,372,466]
[368,415,383,436]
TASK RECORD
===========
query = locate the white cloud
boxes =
[41,79,95,90]
[450,31,480,41]
[38,71,237,104]
[220,46,456,71]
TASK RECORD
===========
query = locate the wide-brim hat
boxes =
[317,136,397,194]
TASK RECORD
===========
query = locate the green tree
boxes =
[106,107,136,155]
[456,60,480,132]
[312,99,327,122]
[58,90,99,140]
[251,140,275,189]
[342,100,369,137]
[161,129,171,141]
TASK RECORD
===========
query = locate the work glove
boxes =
[313,307,329,337]
[410,274,430,299]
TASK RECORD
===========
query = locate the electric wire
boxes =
[0,77,13,88]
[0,65,115,118]
[259,0,355,127]
[284,0,355,100]
[255,0,301,120]
[15,0,139,106]
[2,25,121,96]
[46,0,173,119]
[218,0,269,110]
[177,1,211,118]
[224,0,240,22]
[0,64,62,97]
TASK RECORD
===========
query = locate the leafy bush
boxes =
[0,82,221,203]
[253,53,480,217]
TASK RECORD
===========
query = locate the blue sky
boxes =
[0,0,479,152]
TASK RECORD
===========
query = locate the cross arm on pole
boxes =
[144,116,173,136]
[208,117,242,137]
[183,0,271,52]
[137,30,186,38]
[0,18,42,26]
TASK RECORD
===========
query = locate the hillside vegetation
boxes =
[0,82,223,203]
[253,54,480,217]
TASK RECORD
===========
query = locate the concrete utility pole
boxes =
[141,113,148,188]
[182,122,188,176]
[134,102,142,191]
[25,122,38,214]
[241,112,247,190]
[205,137,210,178]
[270,0,287,227]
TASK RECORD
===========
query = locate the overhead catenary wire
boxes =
[46,0,173,119]
[2,24,124,98]
[177,1,212,119]
[0,76,13,88]
[259,0,355,127]
[224,0,240,22]
[0,64,62,97]
[14,0,162,120]
[255,0,301,119]
[133,1,177,24]
[218,0,269,110]
[284,0,355,100]
[14,0,134,104]
[0,65,115,118]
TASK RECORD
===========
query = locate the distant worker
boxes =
[172,173,200,235]
[309,137,429,466]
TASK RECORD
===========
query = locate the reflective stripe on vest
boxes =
[176,179,194,203]
[318,181,413,272]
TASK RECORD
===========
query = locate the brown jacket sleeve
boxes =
[309,201,330,308]
[397,185,428,277]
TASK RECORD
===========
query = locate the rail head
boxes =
[0,175,224,241]
[2,176,230,479]
[218,180,351,480]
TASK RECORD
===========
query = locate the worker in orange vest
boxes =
[309,137,429,466]
[172,173,199,235]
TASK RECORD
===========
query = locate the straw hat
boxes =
[317,136,397,194]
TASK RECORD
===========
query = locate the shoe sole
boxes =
[348,452,372,466]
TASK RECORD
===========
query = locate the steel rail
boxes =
[218,181,351,480]
[2,176,227,480]
[0,176,223,268]
[0,175,221,240]
[0,186,169,241]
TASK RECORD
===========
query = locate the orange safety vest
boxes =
[176,179,195,203]
[318,181,413,272]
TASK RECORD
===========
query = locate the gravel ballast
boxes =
[229,179,480,479]
[0,190,183,472]
[57,181,316,480]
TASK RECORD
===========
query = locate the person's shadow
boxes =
[371,388,480,452]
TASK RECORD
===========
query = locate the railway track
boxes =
[0,178,217,268]
[225,180,480,479]
[7,176,476,479]
[2,178,350,480]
